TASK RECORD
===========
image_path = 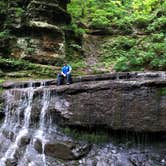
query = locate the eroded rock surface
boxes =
[4,0,71,64]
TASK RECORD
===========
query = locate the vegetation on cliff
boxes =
[68,0,166,71]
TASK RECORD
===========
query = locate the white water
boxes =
[35,89,51,166]
[0,87,34,165]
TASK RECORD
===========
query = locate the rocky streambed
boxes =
[0,72,165,166]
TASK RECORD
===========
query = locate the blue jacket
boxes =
[62,65,72,75]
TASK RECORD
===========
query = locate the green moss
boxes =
[0,57,59,77]
[15,7,25,17]
[62,127,109,144]
[158,87,166,96]
[0,79,5,84]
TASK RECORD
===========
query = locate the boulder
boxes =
[34,138,91,160]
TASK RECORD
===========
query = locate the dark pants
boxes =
[57,73,72,85]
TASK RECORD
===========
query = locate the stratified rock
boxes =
[26,0,71,25]
[52,72,166,132]
[6,0,71,65]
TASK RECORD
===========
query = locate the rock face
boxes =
[1,72,166,132]
[55,73,166,132]
[5,0,71,64]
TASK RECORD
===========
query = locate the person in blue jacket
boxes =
[57,63,72,85]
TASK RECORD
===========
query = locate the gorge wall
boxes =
[1,0,71,65]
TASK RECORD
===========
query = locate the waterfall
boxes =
[34,89,51,166]
[0,87,34,165]
[0,83,56,166]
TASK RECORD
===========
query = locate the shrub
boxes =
[147,17,166,32]
[114,57,129,71]
[151,33,165,42]
[91,16,110,28]
[15,7,25,17]
[132,15,152,29]
[113,18,132,34]
[0,30,10,39]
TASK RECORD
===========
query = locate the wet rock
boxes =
[5,158,17,166]
[54,72,166,132]
[129,154,152,166]
[34,138,91,160]
[2,130,15,141]
[19,135,30,146]
[33,138,42,154]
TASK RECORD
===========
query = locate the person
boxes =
[57,63,72,85]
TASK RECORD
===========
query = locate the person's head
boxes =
[63,61,67,66]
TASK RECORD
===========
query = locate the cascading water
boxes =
[0,87,34,165]
[34,89,51,166]
[0,83,59,166]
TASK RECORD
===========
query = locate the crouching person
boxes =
[57,63,72,85]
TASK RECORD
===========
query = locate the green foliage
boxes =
[0,57,58,77]
[131,15,152,29]
[114,56,129,71]
[15,7,24,17]
[26,47,35,55]
[158,87,166,96]
[68,0,164,32]
[0,1,7,14]
[0,79,5,84]
[0,30,10,39]
[151,33,165,42]
[66,24,86,36]
[69,59,87,75]
[99,34,166,71]
[62,127,109,144]
[147,16,166,32]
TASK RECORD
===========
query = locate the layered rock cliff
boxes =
[1,0,71,65]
